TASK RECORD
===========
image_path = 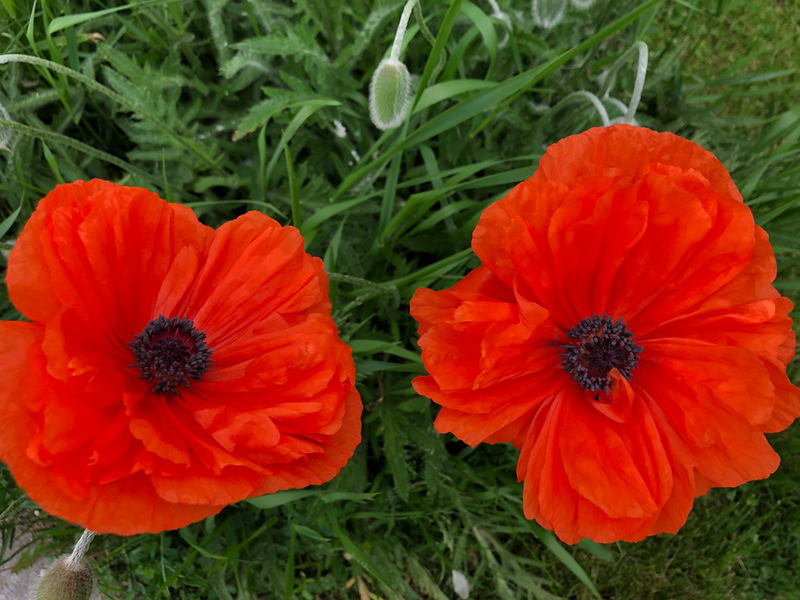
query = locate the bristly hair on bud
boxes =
[368,0,417,130]
[369,58,412,130]
[33,558,95,600]
[531,0,567,29]
[32,530,96,600]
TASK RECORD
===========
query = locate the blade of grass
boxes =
[47,0,184,35]
[283,136,302,232]
[0,118,157,184]
[264,99,341,185]
[334,0,665,202]
[411,0,464,108]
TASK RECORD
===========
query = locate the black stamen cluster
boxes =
[128,316,213,395]
[560,314,642,394]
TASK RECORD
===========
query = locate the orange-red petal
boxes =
[1,182,362,534]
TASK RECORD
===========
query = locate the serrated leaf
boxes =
[234,32,328,62]
[382,404,411,501]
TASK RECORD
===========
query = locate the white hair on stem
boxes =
[31,530,97,600]
[544,90,611,127]
[0,102,13,151]
[485,0,512,48]
[390,0,418,62]
[600,41,649,125]
[66,530,96,569]
[531,0,567,30]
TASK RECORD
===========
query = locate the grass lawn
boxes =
[1,0,799,599]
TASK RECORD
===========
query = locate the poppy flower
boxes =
[410,124,800,544]
[0,180,361,535]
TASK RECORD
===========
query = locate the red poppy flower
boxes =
[411,125,800,543]
[0,180,361,535]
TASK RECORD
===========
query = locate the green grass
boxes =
[1,0,800,599]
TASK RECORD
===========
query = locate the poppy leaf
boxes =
[413,79,496,114]
[382,404,412,502]
[246,489,320,510]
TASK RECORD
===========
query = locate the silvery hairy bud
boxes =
[33,530,96,600]
[368,0,417,130]
[369,58,412,130]
[33,558,94,600]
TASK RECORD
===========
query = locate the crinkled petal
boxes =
[519,387,690,544]
[184,212,327,347]
[7,180,211,347]
[637,340,782,487]
[0,322,221,534]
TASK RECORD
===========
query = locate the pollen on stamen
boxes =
[560,314,642,395]
[128,316,213,395]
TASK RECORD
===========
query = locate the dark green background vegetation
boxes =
[1,0,799,598]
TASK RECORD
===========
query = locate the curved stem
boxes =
[604,96,628,116]
[598,41,649,123]
[66,530,96,569]
[544,90,611,127]
[485,0,512,48]
[391,0,418,61]
[625,41,649,123]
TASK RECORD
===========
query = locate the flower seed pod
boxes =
[33,557,94,600]
[369,58,412,131]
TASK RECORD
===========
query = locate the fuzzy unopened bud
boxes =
[570,0,595,8]
[33,557,95,600]
[369,58,412,130]
[531,0,567,29]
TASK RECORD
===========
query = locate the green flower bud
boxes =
[34,557,95,600]
[369,58,412,131]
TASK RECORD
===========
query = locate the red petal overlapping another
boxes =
[0,180,362,534]
[411,125,800,543]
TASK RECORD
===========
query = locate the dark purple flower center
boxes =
[560,314,642,395]
[129,316,213,395]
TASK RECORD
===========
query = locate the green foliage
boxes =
[1,0,799,599]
